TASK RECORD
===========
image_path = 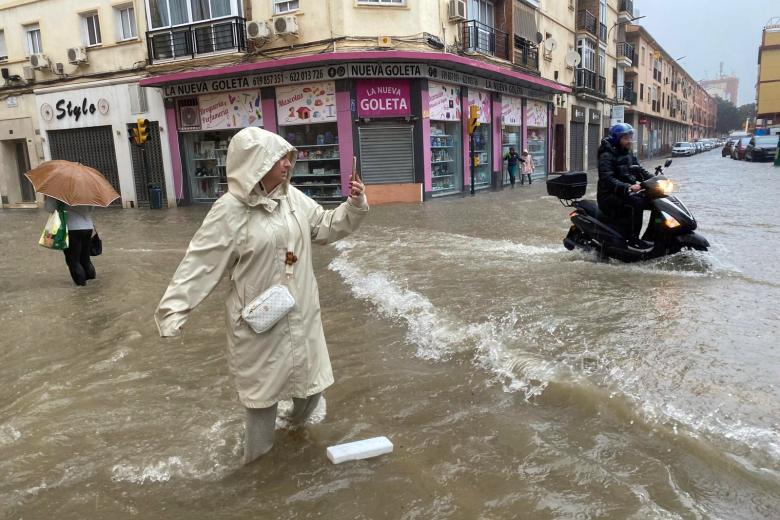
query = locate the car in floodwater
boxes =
[672,142,696,157]
[744,135,779,162]
[731,137,752,160]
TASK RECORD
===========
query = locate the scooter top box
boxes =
[546,172,588,200]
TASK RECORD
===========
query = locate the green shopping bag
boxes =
[39,202,69,250]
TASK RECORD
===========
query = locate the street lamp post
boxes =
[607,15,646,41]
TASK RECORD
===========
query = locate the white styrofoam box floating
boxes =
[326,436,394,464]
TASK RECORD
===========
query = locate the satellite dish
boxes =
[544,38,558,52]
[565,51,581,67]
[536,32,544,44]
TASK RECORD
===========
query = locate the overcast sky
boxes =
[635,0,778,106]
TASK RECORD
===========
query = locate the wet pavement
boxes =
[1,148,779,519]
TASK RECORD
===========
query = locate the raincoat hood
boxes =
[226,127,297,207]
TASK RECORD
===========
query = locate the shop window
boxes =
[0,30,7,61]
[115,5,138,40]
[281,123,342,201]
[24,24,42,56]
[183,130,238,202]
[274,0,299,14]
[82,12,102,47]
[428,82,463,197]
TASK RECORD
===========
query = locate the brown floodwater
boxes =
[1,151,778,519]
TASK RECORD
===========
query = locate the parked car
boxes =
[722,138,738,157]
[694,142,704,153]
[731,137,752,160]
[744,135,779,162]
[672,142,696,157]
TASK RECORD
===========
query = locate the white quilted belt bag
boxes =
[241,285,295,334]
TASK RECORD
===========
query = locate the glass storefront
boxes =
[501,95,523,185]
[182,129,238,202]
[526,100,549,178]
[276,82,342,202]
[428,82,463,197]
[468,89,492,190]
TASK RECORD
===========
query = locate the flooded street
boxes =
[2,150,779,519]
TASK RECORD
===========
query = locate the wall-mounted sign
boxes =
[527,100,548,127]
[161,63,558,103]
[356,79,411,118]
[199,89,263,130]
[501,95,523,126]
[428,81,461,121]
[6,96,18,108]
[571,105,586,123]
[275,82,336,126]
[55,97,98,122]
[467,89,491,124]
[589,110,601,124]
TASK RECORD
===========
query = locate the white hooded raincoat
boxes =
[155,128,368,408]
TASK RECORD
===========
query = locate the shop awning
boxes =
[139,50,571,98]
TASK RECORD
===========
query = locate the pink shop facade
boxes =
[140,51,570,205]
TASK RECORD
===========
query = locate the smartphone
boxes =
[350,156,360,196]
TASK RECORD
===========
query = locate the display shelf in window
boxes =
[280,122,344,203]
[184,129,238,203]
[430,122,463,196]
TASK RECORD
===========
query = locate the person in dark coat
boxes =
[597,123,654,248]
[503,146,523,187]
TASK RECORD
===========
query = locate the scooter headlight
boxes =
[661,211,681,229]
[657,179,674,195]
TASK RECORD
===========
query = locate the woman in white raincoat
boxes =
[155,127,368,464]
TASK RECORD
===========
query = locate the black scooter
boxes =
[546,160,709,262]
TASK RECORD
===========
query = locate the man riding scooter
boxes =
[597,123,654,249]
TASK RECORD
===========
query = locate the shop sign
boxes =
[161,63,556,103]
[356,79,411,118]
[6,96,18,108]
[527,100,548,128]
[276,81,336,126]
[54,97,98,122]
[611,106,625,122]
[589,110,601,124]
[428,81,461,121]
[501,96,523,126]
[467,90,491,124]
[199,89,263,130]
[571,105,586,123]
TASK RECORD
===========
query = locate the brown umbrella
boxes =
[25,160,120,207]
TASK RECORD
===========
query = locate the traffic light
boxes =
[137,118,150,145]
[128,126,139,145]
[468,104,481,134]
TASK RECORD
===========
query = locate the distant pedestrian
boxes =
[521,149,534,185]
[155,127,368,465]
[44,195,95,286]
[503,146,523,187]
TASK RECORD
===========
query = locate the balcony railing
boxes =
[146,16,247,63]
[577,10,597,37]
[617,42,635,63]
[461,20,510,60]
[615,86,637,104]
[620,0,634,16]
[575,69,606,95]
[599,23,607,41]
[513,36,539,72]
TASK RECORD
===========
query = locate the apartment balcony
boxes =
[577,10,597,39]
[146,16,247,64]
[618,0,634,24]
[615,85,637,105]
[599,23,607,41]
[575,68,606,97]
[513,36,540,75]
[461,20,510,61]
[616,42,634,66]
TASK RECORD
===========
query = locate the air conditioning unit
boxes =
[22,66,35,81]
[29,53,50,70]
[273,15,298,36]
[67,46,88,65]
[448,0,466,22]
[246,20,272,40]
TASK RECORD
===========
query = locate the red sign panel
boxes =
[356,79,411,118]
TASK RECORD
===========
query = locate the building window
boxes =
[357,0,405,4]
[24,24,43,55]
[82,12,102,46]
[0,30,7,61]
[274,0,299,14]
[577,38,595,71]
[469,0,495,26]
[640,83,644,100]
[147,0,240,29]
[116,5,138,40]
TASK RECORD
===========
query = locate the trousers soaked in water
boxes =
[62,229,95,285]
[243,393,321,464]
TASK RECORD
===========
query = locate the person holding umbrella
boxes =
[26,160,120,286]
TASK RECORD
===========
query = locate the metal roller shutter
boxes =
[48,126,122,205]
[127,121,168,208]
[570,122,585,171]
[587,124,601,170]
[358,124,415,184]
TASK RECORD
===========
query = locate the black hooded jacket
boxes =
[596,138,653,211]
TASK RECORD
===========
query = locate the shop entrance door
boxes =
[554,124,566,172]
[14,141,35,202]
[570,122,585,171]
[127,121,168,208]
[48,126,122,205]
[587,123,601,170]
[358,124,415,185]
